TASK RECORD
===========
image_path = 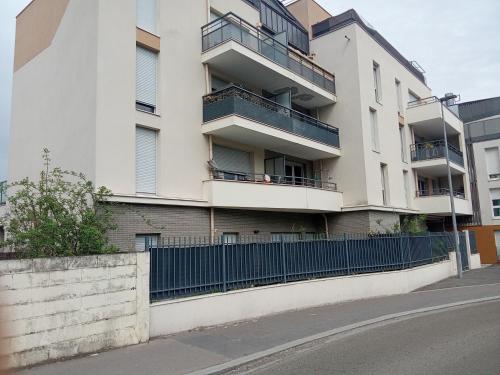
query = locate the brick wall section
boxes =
[108,204,211,251]
[0,253,149,369]
[214,208,324,237]
[327,211,401,234]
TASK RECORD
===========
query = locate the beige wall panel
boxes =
[14,0,70,71]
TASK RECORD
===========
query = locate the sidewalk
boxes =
[20,266,500,375]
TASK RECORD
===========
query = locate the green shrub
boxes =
[0,149,117,258]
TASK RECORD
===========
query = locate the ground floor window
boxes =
[271,233,302,242]
[135,234,160,251]
[221,233,239,244]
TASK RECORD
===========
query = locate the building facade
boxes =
[458,97,500,264]
[8,0,472,251]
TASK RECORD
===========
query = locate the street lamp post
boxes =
[439,94,463,279]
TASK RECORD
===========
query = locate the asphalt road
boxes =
[232,300,500,375]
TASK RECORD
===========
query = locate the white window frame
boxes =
[136,46,158,114]
[370,108,380,152]
[373,61,382,103]
[135,126,158,195]
[403,170,410,208]
[485,147,500,180]
[395,79,403,113]
[381,163,389,206]
[399,125,407,162]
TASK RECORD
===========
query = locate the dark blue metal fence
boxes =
[468,231,478,254]
[149,232,461,302]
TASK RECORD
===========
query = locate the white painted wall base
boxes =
[150,255,458,337]
[470,254,482,270]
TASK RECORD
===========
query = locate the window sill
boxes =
[136,108,161,118]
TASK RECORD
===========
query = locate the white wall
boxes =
[0,253,149,369]
[8,0,99,185]
[150,256,457,337]
[472,139,500,226]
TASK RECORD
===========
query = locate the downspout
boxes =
[204,0,213,242]
[322,213,329,239]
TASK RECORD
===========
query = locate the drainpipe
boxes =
[322,213,329,239]
[210,208,215,244]
[205,0,211,23]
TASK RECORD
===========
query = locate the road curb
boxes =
[186,295,500,375]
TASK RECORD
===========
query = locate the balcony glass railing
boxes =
[211,169,338,191]
[201,13,336,94]
[410,140,464,166]
[0,181,6,205]
[203,86,340,148]
[416,188,466,200]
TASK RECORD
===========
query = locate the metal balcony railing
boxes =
[201,13,336,94]
[203,86,340,148]
[0,181,6,205]
[211,169,338,191]
[416,188,466,199]
[410,140,464,166]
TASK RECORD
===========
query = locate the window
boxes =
[211,75,230,92]
[399,126,407,162]
[485,147,500,179]
[135,234,159,252]
[136,127,157,194]
[380,163,389,205]
[395,79,403,113]
[222,233,239,244]
[403,170,410,208]
[370,108,380,152]
[271,233,301,242]
[491,189,500,218]
[408,90,420,104]
[213,145,252,180]
[137,0,157,34]
[373,62,382,102]
[136,46,158,113]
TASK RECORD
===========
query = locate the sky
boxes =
[0,0,499,180]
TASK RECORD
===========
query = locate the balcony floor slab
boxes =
[203,115,341,160]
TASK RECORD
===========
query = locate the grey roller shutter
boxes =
[137,0,157,34]
[213,145,251,173]
[136,46,157,109]
[136,127,157,194]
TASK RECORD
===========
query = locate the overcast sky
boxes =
[0,0,499,180]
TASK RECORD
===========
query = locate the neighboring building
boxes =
[0,181,6,244]
[458,96,500,264]
[8,0,472,251]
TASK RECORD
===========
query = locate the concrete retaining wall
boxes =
[0,252,150,368]
[150,255,458,337]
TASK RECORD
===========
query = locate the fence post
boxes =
[281,238,287,283]
[344,233,350,275]
[222,240,227,292]
[399,234,404,269]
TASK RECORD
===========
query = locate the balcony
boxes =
[204,170,343,212]
[415,189,472,216]
[203,86,341,160]
[201,13,336,108]
[410,140,465,176]
[407,96,463,137]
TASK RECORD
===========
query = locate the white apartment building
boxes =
[459,97,500,264]
[7,0,472,251]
